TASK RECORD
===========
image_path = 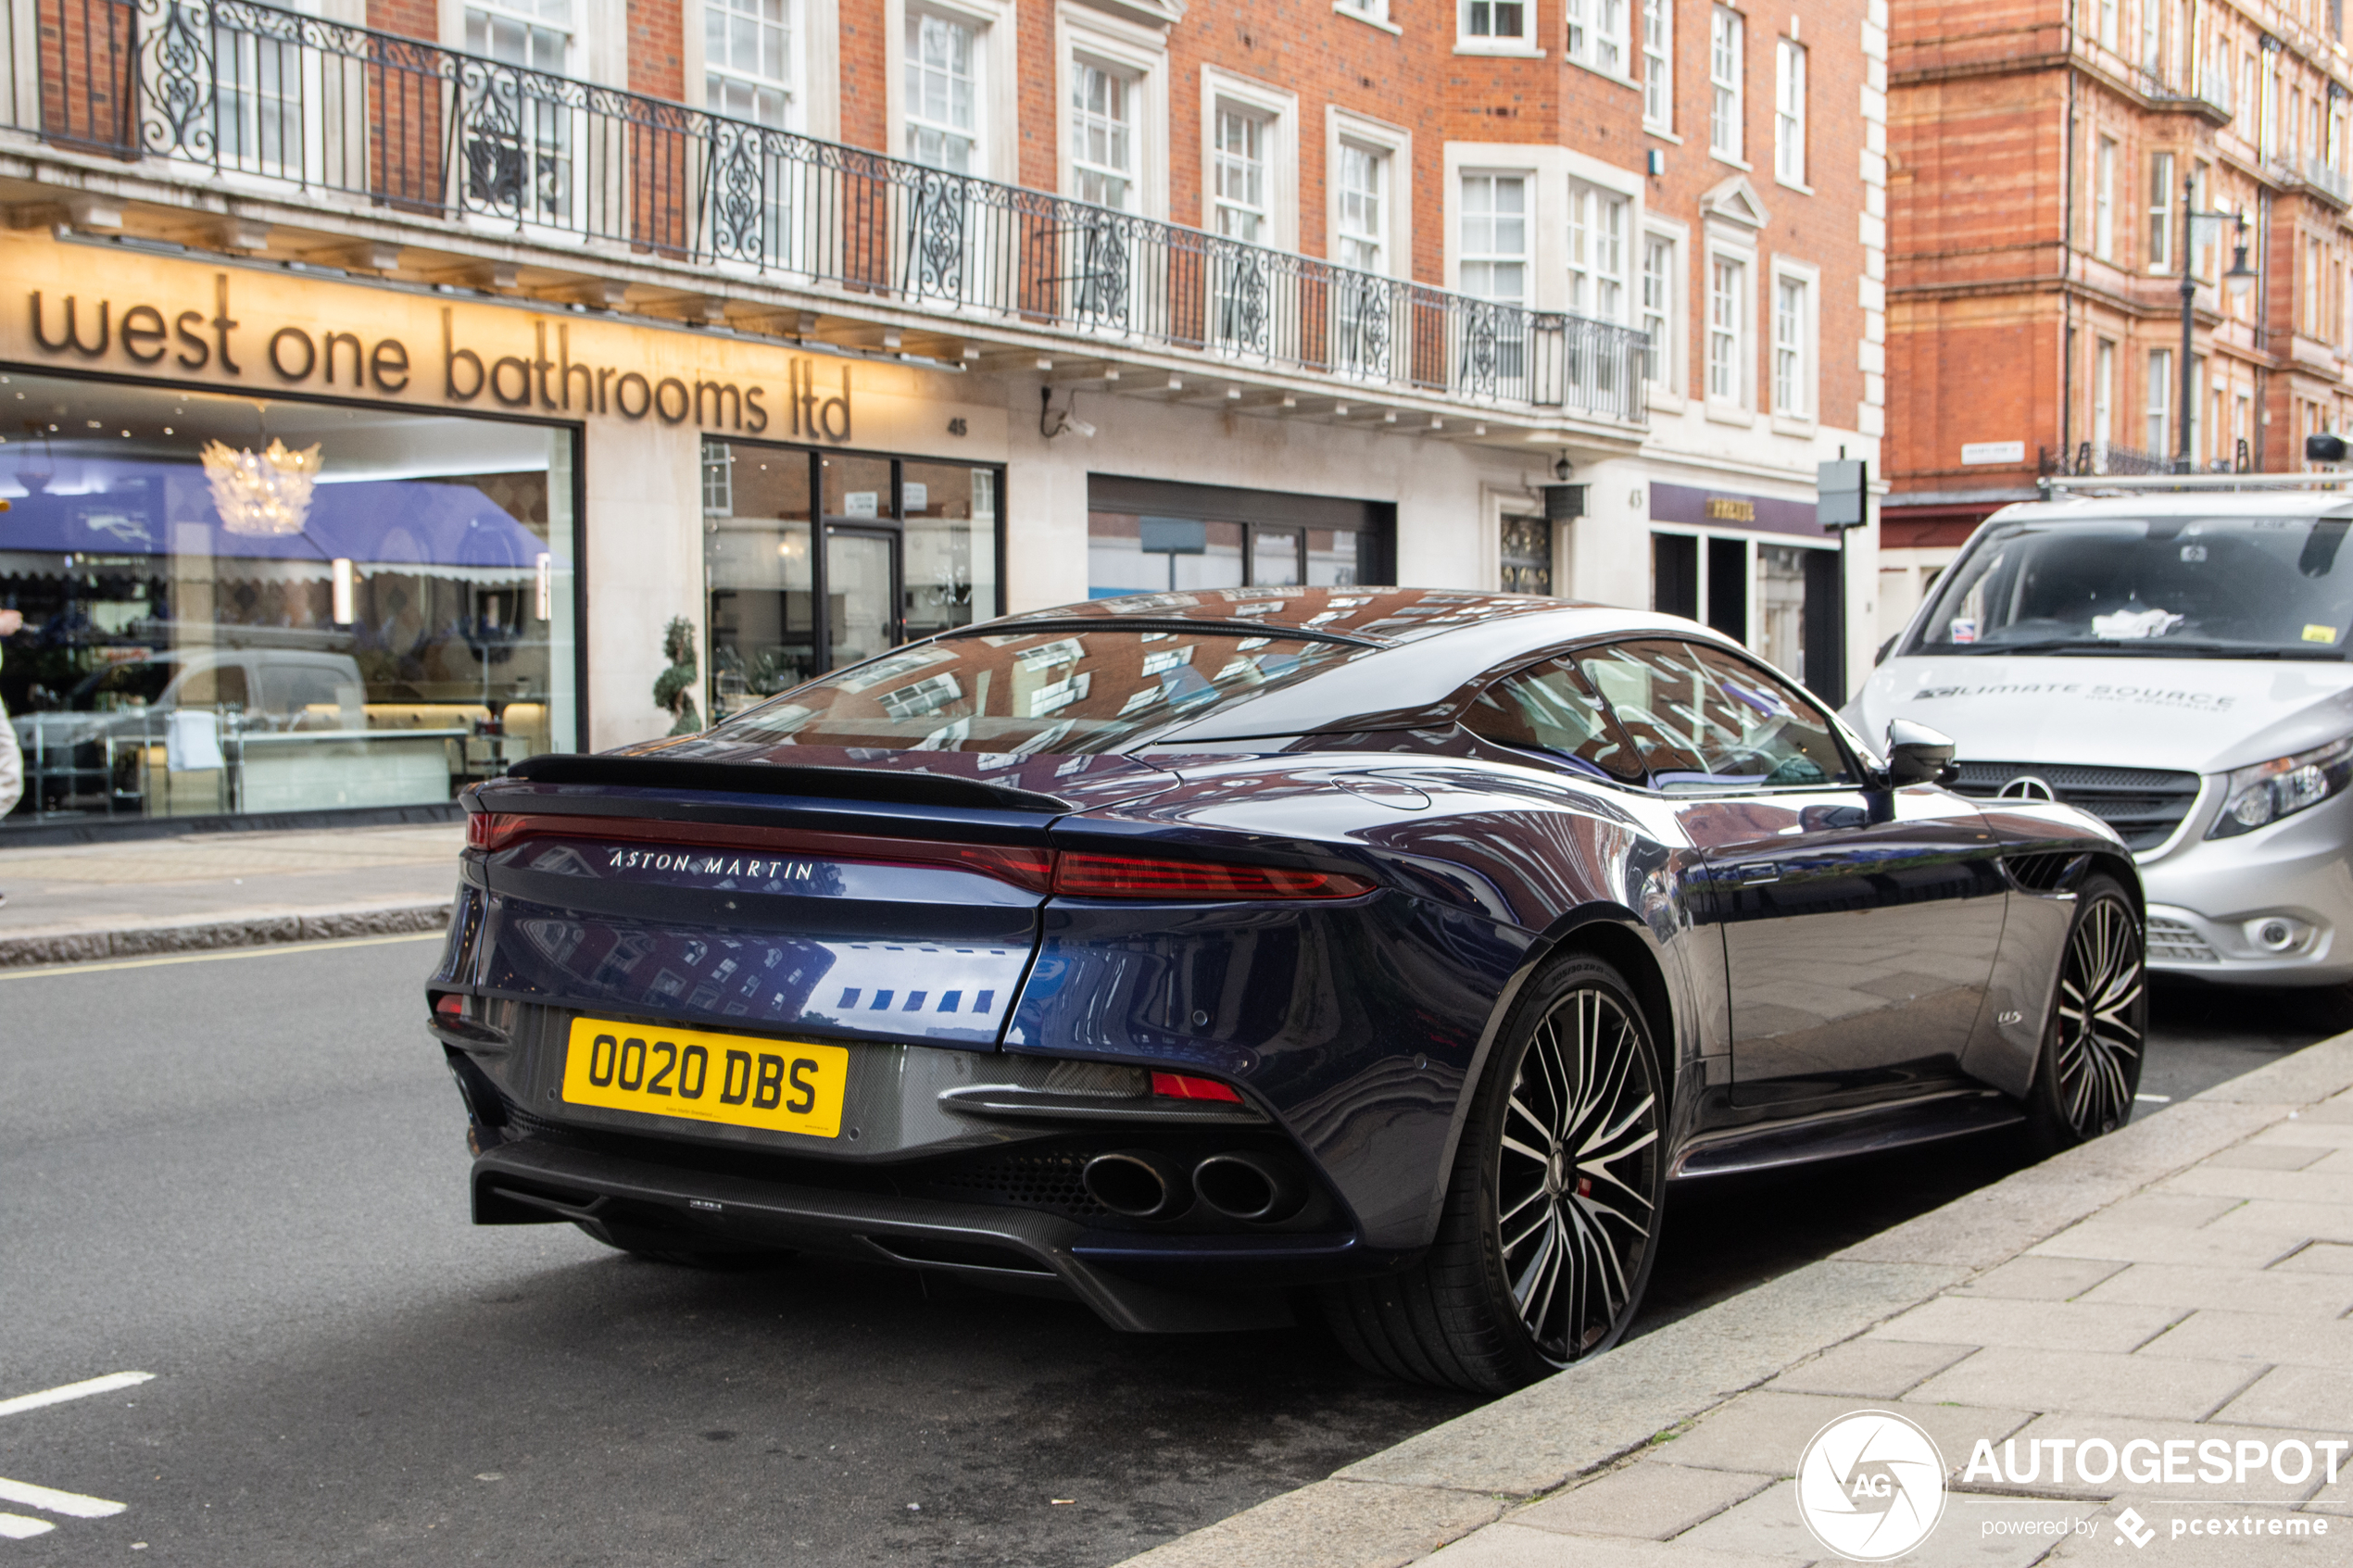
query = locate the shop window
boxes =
[1086,483,1380,597]
[1305,529,1360,585]
[0,370,578,828]
[702,441,1001,716]
[1501,516,1553,595]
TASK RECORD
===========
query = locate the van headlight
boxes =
[2208,736,2353,838]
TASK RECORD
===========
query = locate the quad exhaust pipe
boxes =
[1080,1150,1190,1219]
[1081,1149,1305,1224]
[1190,1152,1302,1223]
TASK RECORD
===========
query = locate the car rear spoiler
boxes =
[502,753,1073,814]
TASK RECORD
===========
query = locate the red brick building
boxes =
[1882,0,2353,643]
[1,0,1891,835]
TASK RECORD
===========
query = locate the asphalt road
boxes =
[0,942,2341,1567]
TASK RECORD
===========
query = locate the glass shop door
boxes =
[824,528,900,672]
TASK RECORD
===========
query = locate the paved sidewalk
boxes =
[0,822,461,965]
[1124,1036,2353,1567]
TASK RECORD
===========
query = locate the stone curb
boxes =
[1115,1033,2353,1568]
[0,901,452,969]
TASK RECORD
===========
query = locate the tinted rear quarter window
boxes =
[1464,658,1644,780]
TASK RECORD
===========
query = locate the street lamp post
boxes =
[2176,175,2262,474]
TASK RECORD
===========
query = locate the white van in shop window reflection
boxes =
[1850,463,2353,985]
[11,647,450,817]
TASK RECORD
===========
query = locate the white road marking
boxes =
[0,931,440,981]
[2136,1093,2173,1103]
[0,1373,153,1420]
[0,1516,55,1540]
[0,1372,154,1421]
[0,1479,125,1519]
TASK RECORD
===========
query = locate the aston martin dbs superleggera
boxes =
[430,587,2146,1393]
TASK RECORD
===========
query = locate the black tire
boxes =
[1323,952,1668,1394]
[2025,873,2146,1154]
[577,1221,797,1272]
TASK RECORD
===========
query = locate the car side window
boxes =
[1462,657,1645,781]
[1579,640,1856,791]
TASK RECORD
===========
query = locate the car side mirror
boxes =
[1882,719,1960,788]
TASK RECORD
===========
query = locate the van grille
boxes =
[2146,914,2220,964]
[1951,761,2202,851]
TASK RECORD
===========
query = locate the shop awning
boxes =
[0,461,551,569]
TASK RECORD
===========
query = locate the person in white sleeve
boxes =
[0,607,21,903]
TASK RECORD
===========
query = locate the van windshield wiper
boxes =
[1919,638,2347,659]
[2037,641,2345,659]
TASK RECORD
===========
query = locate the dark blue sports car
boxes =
[430,587,2145,1392]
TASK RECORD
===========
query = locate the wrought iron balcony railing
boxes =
[15,0,1647,422]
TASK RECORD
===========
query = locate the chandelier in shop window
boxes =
[200,438,323,536]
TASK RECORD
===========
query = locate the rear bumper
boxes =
[473,1135,1381,1333]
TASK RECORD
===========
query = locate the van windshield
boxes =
[711,626,1365,756]
[1907,515,2353,658]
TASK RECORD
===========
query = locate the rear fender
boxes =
[1416,897,1708,1249]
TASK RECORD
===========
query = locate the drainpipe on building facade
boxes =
[2061,0,2079,467]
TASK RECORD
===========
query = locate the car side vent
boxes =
[2001,851,2090,895]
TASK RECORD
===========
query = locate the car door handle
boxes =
[1729,862,1780,884]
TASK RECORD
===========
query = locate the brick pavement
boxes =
[1126,1035,2353,1567]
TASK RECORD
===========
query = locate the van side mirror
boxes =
[1883,719,1960,788]
[2309,433,2349,465]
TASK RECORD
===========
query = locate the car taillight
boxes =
[464,813,1374,902]
[1151,1072,1244,1102]
[460,812,1055,893]
[1052,852,1375,900]
[466,812,527,851]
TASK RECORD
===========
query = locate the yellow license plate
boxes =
[561,1018,849,1137]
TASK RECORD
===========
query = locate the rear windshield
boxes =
[711,627,1365,755]
[1908,515,2353,658]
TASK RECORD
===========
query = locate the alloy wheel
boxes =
[2053,894,2145,1136]
[1493,985,1661,1365]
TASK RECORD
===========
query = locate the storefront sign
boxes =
[25,274,854,441]
[1650,482,1822,539]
